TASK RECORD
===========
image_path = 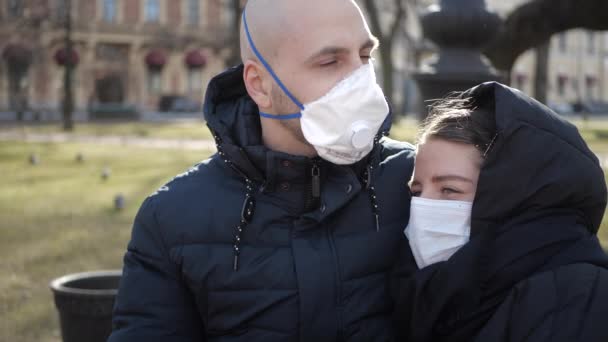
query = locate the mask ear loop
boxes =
[242,7,304,118]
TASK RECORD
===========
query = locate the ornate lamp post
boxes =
[414,0,503,119]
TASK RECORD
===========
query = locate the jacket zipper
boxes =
[304,161,321,212]
[305,160,344,337]
[311,162,321,199]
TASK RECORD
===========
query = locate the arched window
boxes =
[7,0,23,17]
[188,0,200,26]
[145,0,160,22]
[103,0,117,22]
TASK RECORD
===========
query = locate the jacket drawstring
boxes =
[234,179,256,271]
[363,132,387,232]
[212,129,258,271]
[363,164,380,232]
[212,128,387,270]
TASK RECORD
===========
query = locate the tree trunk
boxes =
[533,40,550,104]
[361,0,406,110]
[226,0,243,67]
[62,0,74,131]
[379,41,394,110]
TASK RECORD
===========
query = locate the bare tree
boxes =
[484,0,608,74]
[5,0,76,129]
[361,0,407,108]
[226,0,244,67]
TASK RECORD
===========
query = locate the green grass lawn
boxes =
[0,141,212,342]
[1,118,608,341]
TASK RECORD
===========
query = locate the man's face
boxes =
[268,2,378,115]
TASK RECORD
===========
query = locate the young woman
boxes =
[395,82,608,342]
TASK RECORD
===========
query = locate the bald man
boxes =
[109,1,416,341]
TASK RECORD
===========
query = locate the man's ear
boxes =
[243,60,272,109]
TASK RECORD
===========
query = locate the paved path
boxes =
[0,131,217,151]
[2,131,608,169]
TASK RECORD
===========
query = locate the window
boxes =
[558,33,567,53]
[7,0,23,17]
[56,0,68,21]
[586,75,597,100]
[588,31,596,55]
[145,0,160,22]
[187,0,200,26]
[514,73,527,91]
[103,0,117,22]
[148,69,162,94]
[188,69,202,93]
[558,33,567,54]
[557,74,568,96]
[222,0,236,29]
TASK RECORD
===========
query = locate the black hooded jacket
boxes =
[109,65,417,342]
[394,82,608,342]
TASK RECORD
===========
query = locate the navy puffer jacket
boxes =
[109,65,416,342]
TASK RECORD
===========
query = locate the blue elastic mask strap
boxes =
[242,7,305,115]
[259,112,302,120]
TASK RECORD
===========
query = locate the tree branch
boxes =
[484,0,608,72]
[363,0,384,41]
[389,0,406,42]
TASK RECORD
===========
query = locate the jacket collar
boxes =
[203,64,386,190]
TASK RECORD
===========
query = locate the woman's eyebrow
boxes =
[432,175,473,183]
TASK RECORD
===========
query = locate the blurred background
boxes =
[1,0,607,341]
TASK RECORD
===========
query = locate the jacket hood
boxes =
[464,82,607,235]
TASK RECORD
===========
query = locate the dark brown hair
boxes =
[418,94,497,157]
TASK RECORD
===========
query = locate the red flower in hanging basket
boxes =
[185,50,207,68]
[54,47,80,66]
[145,50,167,69]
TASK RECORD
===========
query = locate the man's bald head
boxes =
[240,0,380,157]
[240,0,369,65]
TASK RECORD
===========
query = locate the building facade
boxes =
[0,0,236,117]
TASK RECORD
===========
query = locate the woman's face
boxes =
[409,138,482,202]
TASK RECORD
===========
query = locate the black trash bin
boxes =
[50,270,121,342]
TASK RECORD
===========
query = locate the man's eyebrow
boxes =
[305,46,350,63]
[305,37,380,64]
[432,175,474,183]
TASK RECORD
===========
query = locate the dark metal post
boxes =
[63,0,74,131]
[414,0,503,119]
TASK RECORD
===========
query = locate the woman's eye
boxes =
[441,188,459,195]
[409,189,421,197]
[361,55,372,62]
